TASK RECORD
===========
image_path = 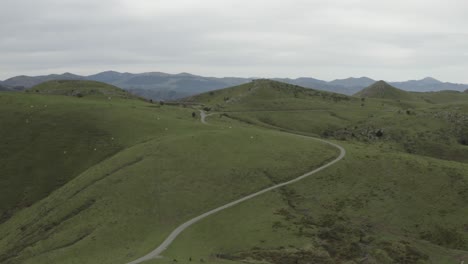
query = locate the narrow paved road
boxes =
[199,110,211,124]
[126,111,346,264]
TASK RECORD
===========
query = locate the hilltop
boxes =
[29,80,134,98]
[354,80,415,101]
[185,79,352,112]
[3,73,83,88]
[3,72,468,100]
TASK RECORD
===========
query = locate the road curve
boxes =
[199,110,209,124]
[126,111,346,264]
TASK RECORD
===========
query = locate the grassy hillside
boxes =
[0,91,337,264]
[189,80,468,163]
[1,79,468,264]
[354,80,416,101]
[29,80,134,98]
[158,141,468,264]
[169,80,468,264]
[185,79,353,112]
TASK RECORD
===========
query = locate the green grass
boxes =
[190,80,468,163]
[168,80,468,263]
[0,90,337,264]
[2,79,468,264]
[185,79,353,112]
[29,80,134,98]
[150,126,468,264]
[354,80,417,102]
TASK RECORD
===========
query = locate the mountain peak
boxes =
[374,80,389,85]
[354,80,413,100]
[420,77,442,84]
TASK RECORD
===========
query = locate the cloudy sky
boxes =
[1,0,468,82]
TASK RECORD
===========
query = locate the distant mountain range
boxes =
[2,71,468,100]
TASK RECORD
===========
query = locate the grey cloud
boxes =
[1,0,468,82]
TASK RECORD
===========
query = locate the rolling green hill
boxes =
[0,87,337,264]
[171,79,468,264]
[185,79,353,112]
[1,79,468,264]
[29,80,134,98]
[354,80,416,101]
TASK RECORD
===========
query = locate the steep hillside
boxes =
[0,92,160,225]
[0,91,336,264]
[30,80,134,98]
[354,80,416,101]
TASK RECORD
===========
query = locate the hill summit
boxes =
[354,80,413,100]
[29,80,134,98]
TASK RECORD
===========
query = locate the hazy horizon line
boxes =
[2,70,467,85]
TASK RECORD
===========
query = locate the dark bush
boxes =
[376,130,384,137]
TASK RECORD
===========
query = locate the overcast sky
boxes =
[1,0,468,82]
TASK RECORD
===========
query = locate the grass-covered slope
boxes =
[173,80,468,264]
[29,80,134,98]
[159,140,468,264]
[194,80,468,163]
[184,79,353,111]
[354,80,416,101]
[0,92,337,264]
[2,78,468,264]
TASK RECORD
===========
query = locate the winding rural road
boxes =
[199,110,212,124]
[126,111,346,264]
